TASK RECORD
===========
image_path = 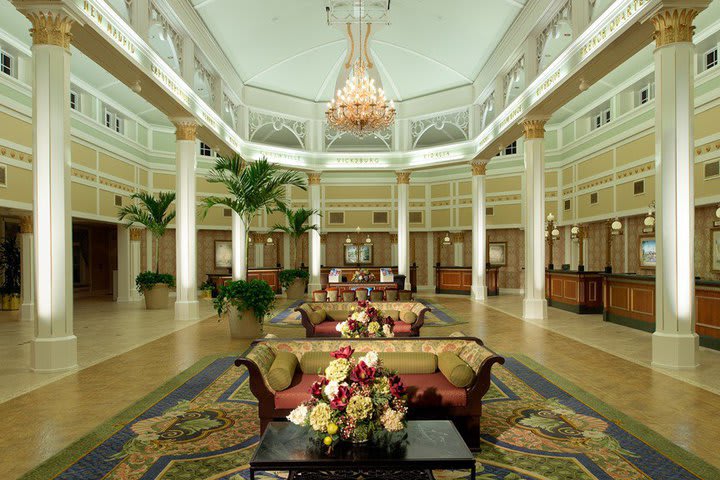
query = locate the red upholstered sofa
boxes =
[294,301,430,337]
[235,336,504,449]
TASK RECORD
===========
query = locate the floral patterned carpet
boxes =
[21,354,719,480]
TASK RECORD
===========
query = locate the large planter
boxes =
[228,306,262,339]
[1,293,20,311]
[143,283,170,310]
[285,277,307,300]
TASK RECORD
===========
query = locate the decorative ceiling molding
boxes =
[537,1,572,66]
[325,123,392,151]
[410,109,469,149]
[249,110,307,149]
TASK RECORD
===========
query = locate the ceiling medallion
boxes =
[325,1,395,137]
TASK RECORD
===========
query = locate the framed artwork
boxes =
[344,244,373,265]
[639,235,656,269]
[214,240,232,269]
[488,242,507,266]
[712,228,720,273]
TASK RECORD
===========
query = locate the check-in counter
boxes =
[435,266,500,296]
[545,270,604,314]
[602,273,720,350]
[206,267,283,294]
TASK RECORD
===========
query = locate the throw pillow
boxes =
[438,352,475,388]
[267,351,299,391]
[384,310,400,322]
[308,309,327,325]
[399,311,417,324]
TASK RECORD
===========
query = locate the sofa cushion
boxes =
[275,374,319,409]
[379,352,436,374]
[400,311,418,324]
[401,373,467,407]
[437,352,475,388]
[300,351,333,374]
[392,322,412,334]
[384,310,400,322]
[267,351,299,391]
[313,321,341,336]
[308,309,326,325]
[326,310,349,322]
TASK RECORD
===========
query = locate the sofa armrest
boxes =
[235,356,276,407]
[410,307,430,336]
[295,307,316,337]
[466,346,505,406]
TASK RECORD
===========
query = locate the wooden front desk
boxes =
[206,267,282,295]
[435,266,499,296]
[545,270,604,314]
[317,266,418,293]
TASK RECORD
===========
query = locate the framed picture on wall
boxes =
[712,228,720,272]
[344,244,373,265]
[639,235,656,269]
[215,240,232,269]
[488,242,507,266]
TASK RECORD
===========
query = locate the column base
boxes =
[31,335,78,372]
[651,331,699,369]
[21,303,34,322]
[175,300,200,321]
[471,285,487,302]
[523,298,547,320]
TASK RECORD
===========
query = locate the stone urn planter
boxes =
[143,283,170,310]
[285,277,307,300]
[228,306,262,339]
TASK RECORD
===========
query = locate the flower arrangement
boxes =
[336,301,395,338]
[351,269,376,283]
[287,346,407,449]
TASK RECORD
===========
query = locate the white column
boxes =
[452,233,464,267]
[308,173,322,292]
[650,6,708,368]
[116,226,132,302]
[129,228,143,301]
[232,212,247,280]
[396,172,411,290]
[21,6,79,371]
[471,160,488,301]
[19,216,34,321]
[521,119,548,320]
[172,119,199,321]
[255,240,264,268]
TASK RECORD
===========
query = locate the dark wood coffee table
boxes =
[249,420,476,480]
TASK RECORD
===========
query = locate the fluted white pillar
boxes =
[20,5,79,371]
[522,119,548,320]
[172,119,199,321]
[650,6,708,368]
[232,212,247,280]
[471,160,489,301]
[397,172,411,290]
[308,173,322,293]
[117,226,132,302]
[19,216,34,321]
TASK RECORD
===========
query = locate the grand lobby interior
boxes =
[1,0,720,478]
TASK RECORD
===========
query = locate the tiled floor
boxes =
[1,294,719,479]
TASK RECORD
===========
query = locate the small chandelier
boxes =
[325,1,395,136]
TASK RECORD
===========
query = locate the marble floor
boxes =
[1,294,719,479]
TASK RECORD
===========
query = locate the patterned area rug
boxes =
[22,355,719,480]
[267,299,466,328]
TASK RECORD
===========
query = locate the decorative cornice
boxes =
[24,11,73,49]
[695,140,720,157]
[471,160,489,176]
[396,172,411,184]
[129,228,143,241]
[173,120,198,141]
[616,162,654,179]
[577,175,613,191]
[521,119,546,140]
[72,168,96,182]
[0,146,32,163]
[99,176,135,193]
[20,215,32,234]
[307,172,321,185]
[651,9,699,48]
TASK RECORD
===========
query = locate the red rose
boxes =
[330,346,354,359]
[383,315,395,326]
[389,374,406,398]
[350,361,377,385]
[329,385,352,410]
[347,319,358,331]
[310,377,328,397]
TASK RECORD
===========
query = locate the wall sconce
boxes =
[364,234,372,245]
[545,213,561,270]
[442,232,451,245]
[248,234,253,244]
[345,234,352,244]
[266,235,273,244]
[643,201,656,233]
[605,218,623,273]
[571,224,586,272]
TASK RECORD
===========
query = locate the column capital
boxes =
[521,118,547,139]
[471,159,489,176]
[129,228,143,241]
[651,8,700,48]
[20,215,33,234]
[171,118,198,141]
[307,172,321,185]
[15,5,77,50]
[396,171,411,184]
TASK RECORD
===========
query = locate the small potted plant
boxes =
[200,280,215,299]
[214,279,276,338]
[135,271,175,310]
[272,206,319,299]
[279,269,309,300]
[0,238,21,311]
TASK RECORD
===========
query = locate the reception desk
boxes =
[602,274,720,350]
[434,266,499,296]
[318,266,418,293]
[206,267,283,295]
[545,270,604,314]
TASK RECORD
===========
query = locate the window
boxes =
[705,47,718,71]
[633,180,645,195]
[70,91,79,111]
[328,212,345,225]
[639,85,654,105]
[504,141,517,155]
[105,108,124,134]
[104,109,113,129]
[486,207,494,216]
[593,108,611,130]
[0,50,13,77]
[199,142,212,157]
[0,164,6,187]
[564,199,571,211]
[114,194,123,207]
[114,116,123,134]
[705,160,720,179]
[372,211,389,224]
[590,192,598,204]
[409,211,423,224]
[223,208,232,217]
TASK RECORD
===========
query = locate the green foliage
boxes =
[272,206,319,268]
[0,237,21,294]
[200,280,215,291]
[278,269,309,289]
[135,271,175,294]
[118,191,176,273]
[214,279,276,320]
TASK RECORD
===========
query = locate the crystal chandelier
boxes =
[325,1,396,136]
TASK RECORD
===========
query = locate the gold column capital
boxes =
[521,119,547,139]
[20,215,32,234]
[129,228,143,241]
[651,8,700,47]
[471,160,489,176]
[307,172,321,185]
[20,8,74,50]
[396,171,411,184]
[172,119,198,141]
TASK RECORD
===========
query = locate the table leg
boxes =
[249,468,255,480]
[470,464,476,480]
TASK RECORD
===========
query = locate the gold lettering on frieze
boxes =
[82,1,135,55]
[200,112,219,132]
[499,105,524,129]
[536,71,561,98]
[580,0,648,60]
[151,64,190,105]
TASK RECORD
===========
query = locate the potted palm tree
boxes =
[0,238,21,311]
[201,155,306,336]
[118,191,176,310]
[273,206,318,299]
[214,279,276,338]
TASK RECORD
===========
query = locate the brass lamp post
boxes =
[605,218,623,273]
[571,224,586,272]
[545,213,561,270]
